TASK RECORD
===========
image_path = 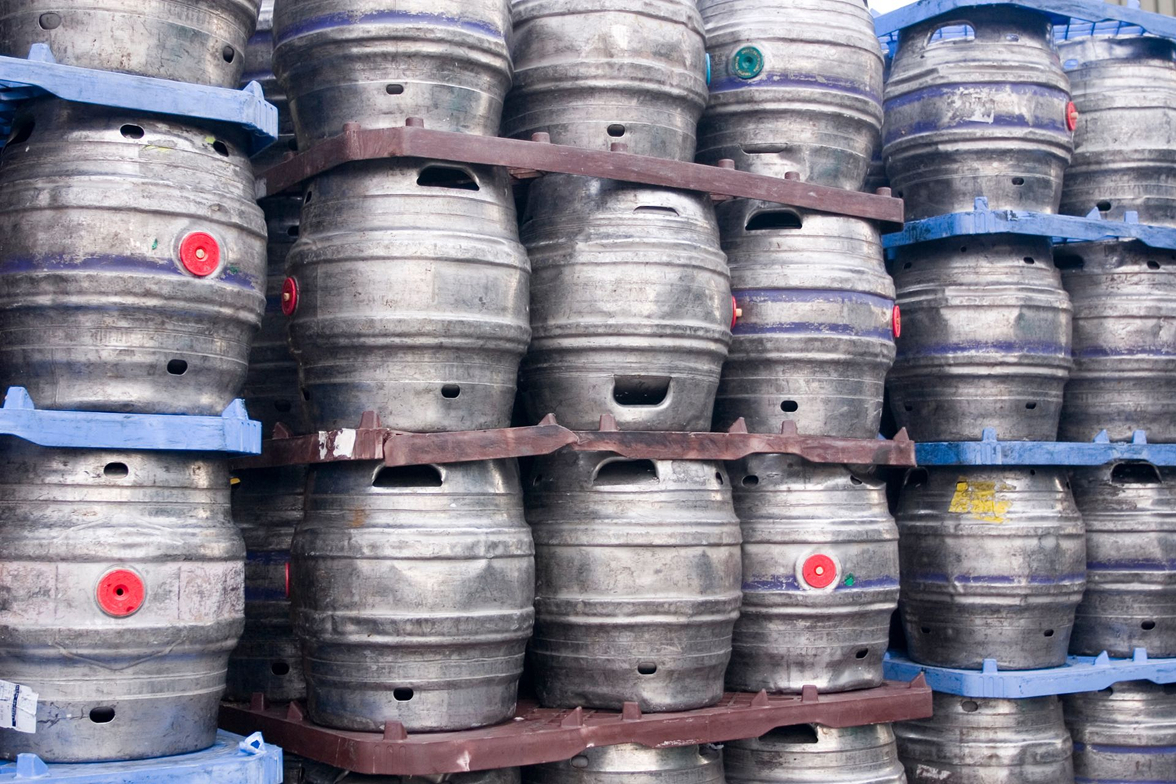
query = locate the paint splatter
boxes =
[949,479,1011,523]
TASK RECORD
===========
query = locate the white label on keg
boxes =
[915,764,951,781]
[0,679,37,733]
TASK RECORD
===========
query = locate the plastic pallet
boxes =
[0,732,281,783]
[0,387,262,455]
[0,44,277,155]
[915,428,1176,467]
[884,650,1176,698]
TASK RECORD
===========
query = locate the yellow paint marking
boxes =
[948,479,1010,523]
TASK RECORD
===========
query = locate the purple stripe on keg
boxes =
[275,9,505,45]
[0,254,262,292]
[907,571,1086,585]
[742,575,899,591]
[734,288,895,338]
[896,339,1071,357]
[1088,558,1176,571]
[884,82,1069,112]
[1075,345,1176,359]
[1074,741,1176,754]
[710,73,882,103]
[1076,779,1176,784]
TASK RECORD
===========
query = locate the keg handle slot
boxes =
[612,376,670,407]
[746,210,802,231]
[593,459,659,487]
[416,165,479,191]
[926,23,976,47]
[1111,462,1162,485]
[372,464,444,488]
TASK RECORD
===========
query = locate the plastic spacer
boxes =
[96,569,145,617]
[179,232,221,277]
[801,554,837,589]
[1066,101,1079,132]
[281,277,299,316]
[893,304,902,338]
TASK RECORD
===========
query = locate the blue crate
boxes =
[0,44,277,155]
[0,732,281,783]
[884,649,1176,698]
[915,428,1176,467]
[0,387,261,455]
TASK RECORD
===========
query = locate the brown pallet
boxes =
[255,120,904,228]
[220,677,931,776]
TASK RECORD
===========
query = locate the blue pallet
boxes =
[0,44,277,155]
[916,428,1176,467]
[884,649,1176,698]
[0,387,261,455]
[0,732,281,783]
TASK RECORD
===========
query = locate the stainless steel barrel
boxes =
[725,723,907,784]
[0,446,244,762]
[883,7,1073,219]
[272,0,512,144]
[526,452,742,711]
[0,0,259,87]
[1056,241,1176,443]
[1065,681,1176,784]
[285,160,530,432]
[293,459,534,732]
[0,101,267,415]
[519,175,731,431]
[888,236,1073,442]
[896,694,1074,784]
[504,0,708,160]
[1070,462,1176,657]
[727,457,899,694]
[1059,35,1176,226]
[897,467,1086,669]
[525,744,725,784]
[714,205,895,438]
[697,0,883,190]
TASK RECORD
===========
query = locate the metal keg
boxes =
[1056,241,1176,443]
[272,0,512,144]
[0,0,258,87]
[519,175,732,431]
[504,0,708,161]
[1059,35,1176,226]
[697,0,883,190]
[1069,461,1176,658]
[293,459,534,732]
[524,744,724,784]
[896,467,1086,669]
[883,7,1073,219]
[726,457,899,694]
[724,723,907,784]
[526,452,742,711]
[226,465,307,703]
[303,762,522,784]
[895,694,1074,784]
[0,445,244,763]
[285,160,530,433]
[1065,681,1176,783]
[713,205,895,438]
[888,236,1073,442]
[0,101,266,416]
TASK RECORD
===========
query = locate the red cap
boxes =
[281,277,299,316]
[96,569,145,617]
[802,554,837,589]
[730,296,740,330]
[893,305,902,338]
[1066,102,1079,132]
[179,232,220,277]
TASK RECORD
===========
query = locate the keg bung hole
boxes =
[960,700,979,713]
[1043,629,1055,637]
[7,121,34,146]
[441,384,461,399]
[271,661,291,676]
[715,471,724,485]
[373,465,443,489]
[212,140,229,157]
[1149,260,1162,270]
[959,245,968,254]
[637,662,658,675]
[1143,620,1157,631]
[304,189,313,204]
[764,724,819,744]
[902,262,913,270]
[855,648,869,659]
[417,165,479,191]
[593,459,659,487]
[301,387,311,401]
[571,757,589,769]
[38,12,62,29]
[920,626,932,634]
[742,475,760,488]
[1012,177,1025,186]
[222,45,236,63]
[746,210,803,231]
[1025,402,1037,410]
[393,688,414,702]
[167,359,188,376]
[613,376,670,406]
[1112,462,1162,485]
[89,707,116,724]
[120,124,144,140]
[287,138,299,152]
[103,462,129,478]
[781,400,799,413]
[385,83,404,95]
[287,225,300,238]
[904,403,913,412]
[1023,256,1035,264]
[1096,200,1113,213]
[607,124,626,138]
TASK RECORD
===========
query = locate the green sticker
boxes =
[844,574,855,587]
[733,46,764,80]
[151,239,158,250]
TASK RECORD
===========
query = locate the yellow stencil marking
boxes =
[948,479,1010,523]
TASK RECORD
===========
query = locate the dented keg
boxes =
[525,744,724,784]
[285,160,530,432]
[726,457,899,694]
[0,446,244,762]
[713,205,895,438]
[888,236,1073,442]
[519,175,732,431]
[526,452,742,711]
[697,0,883,190]
[1059,35,1176,225]
[1070,462,1176,658]
[505,0,707,160]
[883,7,1073,219]
[0,102,266,415]
[293,459,534,732]
[724,723,907,784]
[897,467,1086,669]
[1056,241,1176,443]
[895,694,1074,784]
[273,0,512,144]
[0,0,259,87]
[1065,681,1176,784]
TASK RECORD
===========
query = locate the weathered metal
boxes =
[895,694,1075,784]
[1056,241,1176,443]
[1065,681,1176,784]
[272,0,512,144]
[697,0,884,190]
[1059,35,1176,226]
[713,205,895,438]
[0,0,260,87]
[292,459,533,732]
[519,175,731,431]
[897,467,1087,669]
[0,101,267,415]
[504,0,707,161]
[525,744,724,784]
[724,723,907,784]
[526,451,742,711]
[1070,461,1176,658]
[883,7,1074,220]
[0,446,244,762]
[727,457,900,694]
[888,236,1074,442]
